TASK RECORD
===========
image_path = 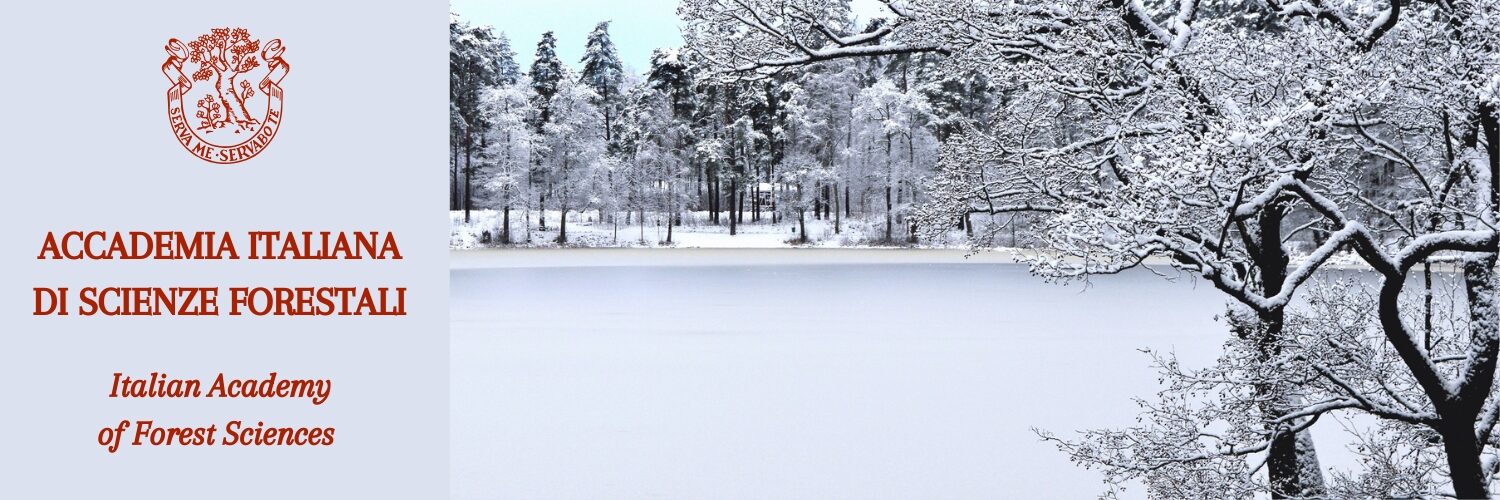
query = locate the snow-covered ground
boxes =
[450,250,1324,498]
[450,210,1379,272]
[450,209,978,249]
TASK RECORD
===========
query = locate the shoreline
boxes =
[450,247,1480,273]
[450,247,1027,269]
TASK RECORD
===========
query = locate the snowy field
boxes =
[449,250,1375,498]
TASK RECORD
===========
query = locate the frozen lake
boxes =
[451,251,1235,499]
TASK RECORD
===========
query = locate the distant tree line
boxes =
[450,11,1003,245]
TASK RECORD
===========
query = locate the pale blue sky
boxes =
[451,0,684,74]
[450,0,890,74]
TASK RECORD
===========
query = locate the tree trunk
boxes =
[450,136,460,210]
[833,182,841,234]
[729,178,738,236]
[501,203,511,244]
[822,185,831,220]
[557,208,568,244]
[227,73,255,124]
[845,186,851,218]
[816,182,828,219]
[710,176,719,225]
[214,71,244,126]
[753,183,761,222]
[1442,424,1488,500]
[463,138,473,223]
[732,176,742,226]
[1447,256,1499,498]
[884,185,893,242]
[798,209,807,244]
[1254,199,1327,499]
[538,192,547,231]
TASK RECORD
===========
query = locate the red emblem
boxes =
[162,28,289,164]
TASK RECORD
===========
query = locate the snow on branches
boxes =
[681,0,1500,496]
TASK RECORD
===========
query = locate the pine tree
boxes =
[449,16,505,222]
[580,21,626,154]
[528,31,563,230]
[494,32,520,86]
[647,48,692,119]
[529,31,562,127]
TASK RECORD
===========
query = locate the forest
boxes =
[451,0,1500,497]
[450,11,1006,248]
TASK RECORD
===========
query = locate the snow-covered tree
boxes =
[450,17,509,221]
[681,0,1500,496]
[799,59,864,233]
[480,76,536,244]
[616,82,680,244]
[529,31,563,123]
[644,49,702,243]
[537,72,604,244]
[493,32,521,86]
[528,31,564,231]
[581,21,627,154]
[854,78,934,242]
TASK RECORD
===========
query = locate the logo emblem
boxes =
[162,28,289,164]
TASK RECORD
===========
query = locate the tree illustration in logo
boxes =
[186,28,261,132]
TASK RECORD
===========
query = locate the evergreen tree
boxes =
[450,17,505,222]
[646,48,693,119]
[580,21,626,153]
[528,31,563,230]
[494,32,521,86]
[529,31,563,127]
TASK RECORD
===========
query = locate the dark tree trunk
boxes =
[798,209,807,244]
[1442,423,1488,500]
[822,185,831,219]
[463,138,473,223]
[1254,199,1327,499]
[729,178,738,236]
[816,182,828,219]
[833,182,841,234]
[450,136,460,210]
[753,183,761,222]
[501,202,511,244]
[844,186,851,218]
[1439,257,1498,500]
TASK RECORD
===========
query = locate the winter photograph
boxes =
[449,0,1500,498]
